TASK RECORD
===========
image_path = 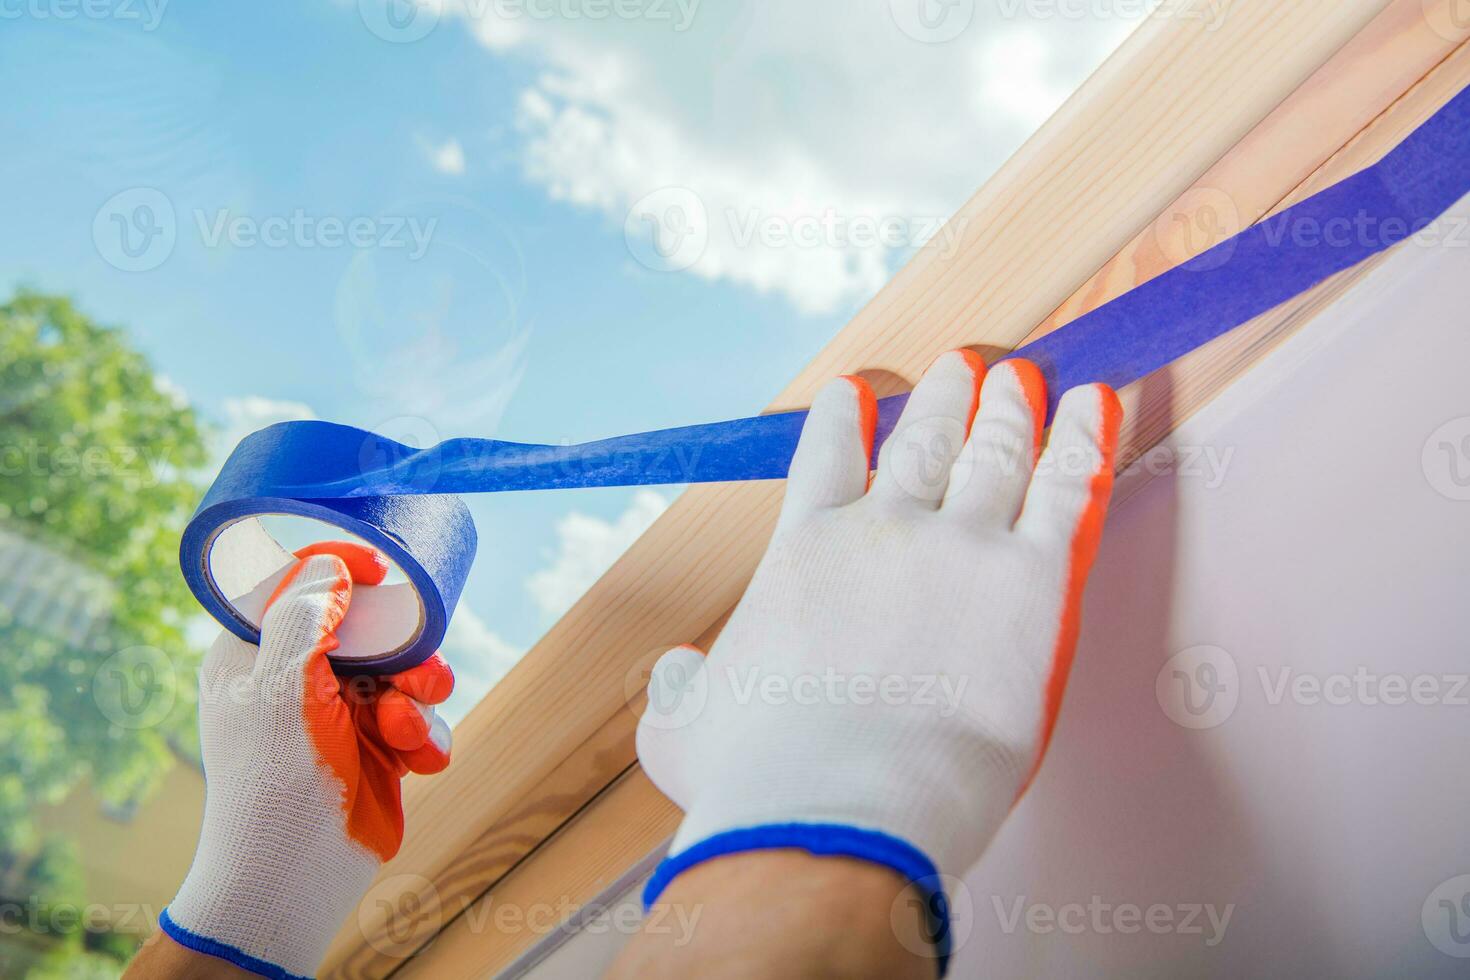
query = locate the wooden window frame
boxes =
[321,2,1469,974]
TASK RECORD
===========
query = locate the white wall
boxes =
[521,202,1470,978]
[952,202,1470,978]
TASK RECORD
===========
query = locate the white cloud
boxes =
[527,490,670,620]
[422,135,467,175]
[437,602,524,724]
[433,1,1140,314]
[976,27,1080,131]
[152,373,191,410]
[214,395,318,464]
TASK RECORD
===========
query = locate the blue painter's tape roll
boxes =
[181,423,477,675]
[183,81,1470,674]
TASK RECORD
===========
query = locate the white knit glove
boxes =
[637,351,1121,971]
[163,542,454,980]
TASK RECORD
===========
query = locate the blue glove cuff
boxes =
[642,822,952,975]
[158,907,312,980]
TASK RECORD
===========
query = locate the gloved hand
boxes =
[161,542,453,980]
[636,351,1121,971]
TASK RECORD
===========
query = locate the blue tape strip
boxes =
[183,82,1470,672]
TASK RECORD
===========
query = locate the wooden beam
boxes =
[393,768,674,980]
[321,2,1407,975]
[383,12,1470,979]
[1021,2,1470,506]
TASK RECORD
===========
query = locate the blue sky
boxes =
[0,0,1138,718]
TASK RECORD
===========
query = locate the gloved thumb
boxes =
[636,644,708,808]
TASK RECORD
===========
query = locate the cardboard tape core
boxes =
[206,516,425,666]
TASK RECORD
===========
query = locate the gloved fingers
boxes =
[384,652,455,706]
[869,350,985,510]
[379,654,455,771]
[376,686,451,752]
[1006,385,1120,804]
[1016,383,1122,551]
[398,711,452,775]
[942,359,1047,526]
[779,376,877,530]
[254,553,354,681]
[345,703,411,860]
[293,540,390,586]
[254,541,392,680]
[636,644,707,808]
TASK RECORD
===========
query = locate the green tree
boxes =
[0,290,207,883]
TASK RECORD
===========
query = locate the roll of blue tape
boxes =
[183,81,1470,674]
[181,422,478,675]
